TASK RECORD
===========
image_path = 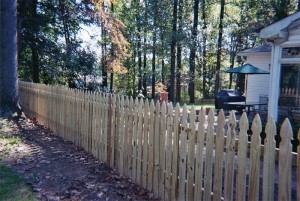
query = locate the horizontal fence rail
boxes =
[19,81,299,201]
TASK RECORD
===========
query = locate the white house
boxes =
[240,11,300,123]
[237,45,272,103]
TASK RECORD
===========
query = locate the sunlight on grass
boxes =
[0,162,35,201]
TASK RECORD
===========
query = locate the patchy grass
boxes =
[0,162,35,201]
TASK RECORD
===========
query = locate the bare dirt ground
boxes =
[0,109,160,201]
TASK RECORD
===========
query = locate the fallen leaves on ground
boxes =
[0,108,160,201]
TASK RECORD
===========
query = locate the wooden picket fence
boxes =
[19,81,299,201]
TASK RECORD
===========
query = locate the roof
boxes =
[260,11,300,39]
[238,44,271,56]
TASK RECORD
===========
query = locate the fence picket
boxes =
[248,114,262,201]
[235,113,249,201]
[171,103,180,201]
[213,109,225,201]
[125,97,132,177]
[203,108,215,201]
[148,100,155,191]
[194,108,206,201]
[110,95,116,167]
[137,99,144,184]
[153,101,161,195]
[165,103,173,201]
[178,105,188,201]
[279,118,293,200]
[224,111,236,201]
[123,97,133,176]
[142,99,150,188]
[115,96,120,169]
[159,102,166,198]
[132,98,140,181]
[119,96,125,172]
[262,117,276,201]
[187,107,196,201]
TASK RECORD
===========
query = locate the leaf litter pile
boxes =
[0,108,160,201]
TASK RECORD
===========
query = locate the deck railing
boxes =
[19,81,299,201]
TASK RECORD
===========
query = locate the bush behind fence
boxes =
[19,81,299,201]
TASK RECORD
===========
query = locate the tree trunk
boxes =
[161,58,165,84]
[176,0,183,103]
[143,35,147,96]
[110,2,114,92]
[169,0,178,102]
[136,0,142,92]
[0,0,18,106]
[202,0,208,98]
[188,0,200,103]
[142,0,148,97]
[101,20,108,88]
[215,0,225,96]
[31,0,39,83]
[151,0,158,99]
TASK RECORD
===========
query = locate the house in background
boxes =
[237,45,271,103]
[239,11,300,123]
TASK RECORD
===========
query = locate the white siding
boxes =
[245,54,272,102]
[288,27,300,41]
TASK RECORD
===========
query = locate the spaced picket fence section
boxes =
[19,81,299,201]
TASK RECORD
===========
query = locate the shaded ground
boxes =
[0,109,160,201]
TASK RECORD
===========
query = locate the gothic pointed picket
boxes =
[213,109,225,201]
[153,101,161,195]
[263,117,276,201]
[203,108,215,201]
[279,118,293,201]
[142,99,150,188]
[187,107,196,201]
[136,99,144,184]
[171,103,180,201]
[165,103,173,201]
[235,112,249,201]
[126,97,134,177]
[194,107,206,201]
[248,114,262,201]
[148,99,155,191]
[159,102,167,198]
[224,111,236,201]
[178,104,188,201]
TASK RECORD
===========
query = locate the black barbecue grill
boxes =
[215,89,246,111]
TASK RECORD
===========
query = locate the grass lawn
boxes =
[0,162,35,201]
[0,117,35,201]
[185,103,215,110]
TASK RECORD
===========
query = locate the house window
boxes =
[278,64,300,125]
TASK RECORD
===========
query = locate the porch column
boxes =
[268,44,282,121]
